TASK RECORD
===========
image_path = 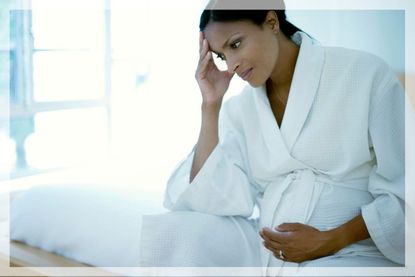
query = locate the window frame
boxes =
[8,1,112,177]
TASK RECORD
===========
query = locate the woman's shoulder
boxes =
[322,45,398,90]
[322,45,403,105]
[323,46,392,75]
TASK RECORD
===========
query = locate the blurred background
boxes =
[0,0,405,190]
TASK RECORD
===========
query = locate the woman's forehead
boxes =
[204,20,258,50]
[204,19,256,34]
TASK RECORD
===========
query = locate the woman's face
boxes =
[203,14,279,87]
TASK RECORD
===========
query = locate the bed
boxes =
[0,161,168,275]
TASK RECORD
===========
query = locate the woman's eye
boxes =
[230,41,241,49]
[216,53,226,61]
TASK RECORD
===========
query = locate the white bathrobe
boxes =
[139,32,405,272]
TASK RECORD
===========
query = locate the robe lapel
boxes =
[280,33,325,151]
[251,86,297,175]
[247,33,325,181]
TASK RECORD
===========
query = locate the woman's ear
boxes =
[265,11,279,34]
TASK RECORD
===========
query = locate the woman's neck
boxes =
[268,33,300,98]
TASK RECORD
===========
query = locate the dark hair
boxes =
[199,10,302,38]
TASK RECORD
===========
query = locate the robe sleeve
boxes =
[163,104,258,217]
[361,66,405,265]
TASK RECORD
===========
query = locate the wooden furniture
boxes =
[1,241,116,276]
[10,240,90,267]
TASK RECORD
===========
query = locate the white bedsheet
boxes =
[10,184,165,267]
[5,161,168,270]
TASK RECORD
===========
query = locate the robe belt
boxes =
[258,168,369,275]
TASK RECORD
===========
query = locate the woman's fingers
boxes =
[197,33,219,77]
[263,241,277,251]
[262,237,282,250]
[262,238,287,260]
[199,32,209,57]
[260,228,279,244]
[196,39,210,78]
[197,39,209,72]
[199,32,205,55]
[263,241,283,258]
[198,51,213,78]
[260,230,284,257]
[199,39,210,62]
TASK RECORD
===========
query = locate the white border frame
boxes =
[1,0,414,276]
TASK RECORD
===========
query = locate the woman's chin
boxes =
[246,79,265,88]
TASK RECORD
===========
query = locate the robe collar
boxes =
[253,31,325,153]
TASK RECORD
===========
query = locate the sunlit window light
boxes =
[25,108,109,170]
[33,51,105,102]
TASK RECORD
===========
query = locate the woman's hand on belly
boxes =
[259,222,341,263]
[259,215,370,263]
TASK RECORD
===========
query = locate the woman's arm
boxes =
[164,33,257,217]
[190,32,234,181]
[190,103,220,182]
[326,214,369,252]
[260,214,369,263]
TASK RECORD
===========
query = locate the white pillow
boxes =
[10,184,166,267]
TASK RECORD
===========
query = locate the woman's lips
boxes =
[240,68,253,81]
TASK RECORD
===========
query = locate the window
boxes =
[1,0,237,186]
[2,0,111,179]
[0,0,17,178]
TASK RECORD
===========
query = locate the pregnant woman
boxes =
[140,0,404,273]
[10,1,405,275]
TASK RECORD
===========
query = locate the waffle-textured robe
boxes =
[140,32,405,273]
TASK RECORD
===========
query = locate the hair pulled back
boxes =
[199,9,302,38]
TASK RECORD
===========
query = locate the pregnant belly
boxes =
[306,183,373,231]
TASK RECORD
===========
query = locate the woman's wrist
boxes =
[322,214,370,255]
[202,100,222,114]
[322,228,349,255]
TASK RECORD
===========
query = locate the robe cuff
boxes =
[163,144,222,210]
[361,203,404,265]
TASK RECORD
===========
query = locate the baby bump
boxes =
[307,183,373,231]
[306,182,386,260]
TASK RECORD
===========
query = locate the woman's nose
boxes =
[226,59,239,74]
